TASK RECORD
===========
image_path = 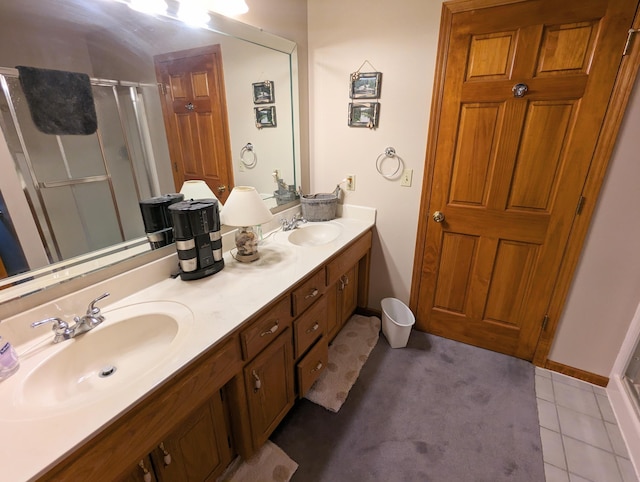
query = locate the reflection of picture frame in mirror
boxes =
[255,106,277,128]
[253,80,275,104]
[348,102,379,128]
[349,72,382,99]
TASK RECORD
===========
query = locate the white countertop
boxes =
[0,205,375,482]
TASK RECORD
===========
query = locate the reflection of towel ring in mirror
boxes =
[376,147,404,179]
[240,143,257,169]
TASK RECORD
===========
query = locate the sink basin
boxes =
[16,301,193,413]
[287,223,342,247]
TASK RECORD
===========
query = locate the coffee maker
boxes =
[169,199,224,280]
[139,193,184,249]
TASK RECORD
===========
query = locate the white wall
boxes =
[549,74,640,377]
[307,0,443,309]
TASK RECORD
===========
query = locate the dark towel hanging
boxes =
[16,66,98,136]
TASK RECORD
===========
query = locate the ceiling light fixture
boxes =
[208,0,249,17]
[177,0,211,26]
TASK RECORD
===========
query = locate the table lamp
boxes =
[179,180,222,206]
[221,186,273,262]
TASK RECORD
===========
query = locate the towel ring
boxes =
[240,143,257,169]
[376,147,403,179]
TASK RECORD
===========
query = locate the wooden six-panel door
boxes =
[154,45,233,203]
[412,0,638,360]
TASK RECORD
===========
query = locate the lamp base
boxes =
[235,226,260,263]
[235,251,260,263]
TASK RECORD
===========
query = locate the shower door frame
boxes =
[0,67,156,264]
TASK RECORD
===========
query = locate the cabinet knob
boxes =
[138,460,152,482]
[252,369,262,392]
[311,361,323,373]
[304,288,319,299]
[306,322,320,334]
[159,442,172,466]
[260,320,279,337]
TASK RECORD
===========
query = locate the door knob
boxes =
[217,185,226,193]
[512,83,528,98]
[433,211,445,223]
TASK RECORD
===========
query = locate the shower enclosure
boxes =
[624,340,640,413]
[0,67,160,270]
[609,302,640,477]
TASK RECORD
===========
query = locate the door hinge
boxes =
[575,195,586,215]
[173,162,178,172]
[542,314,549,331]
[623,29,640,56]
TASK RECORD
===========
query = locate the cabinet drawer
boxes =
[291,268,325,317]
[240,296,293,361]
[297,337,328,397]
[293,295,327,359]
[326,230,372,286]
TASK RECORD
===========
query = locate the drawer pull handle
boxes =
[311,361,323,373]
[260,320,279,337]
[159,442,172,466]
[252,370,262,392]
[306,322,320,334]
[305,288,319,299]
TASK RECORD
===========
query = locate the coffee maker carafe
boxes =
[169,199,224,280]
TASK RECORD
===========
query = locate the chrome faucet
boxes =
[31,292,110,343]
[281,213,307,231]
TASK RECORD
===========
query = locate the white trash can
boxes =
[381,298,415,348]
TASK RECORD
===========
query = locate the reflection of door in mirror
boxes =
[154,45,234,204]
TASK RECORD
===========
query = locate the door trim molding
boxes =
[410,0,640,365]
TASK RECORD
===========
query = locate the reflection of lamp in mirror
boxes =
[179,180,223,206]
[221,186,273,263]
[127,0,169,15]
[209,0,249,16]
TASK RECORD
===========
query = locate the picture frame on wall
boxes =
[252,80,275,104]
[348,102,380,128]
[349,72,382,99]
[255,106,277,128]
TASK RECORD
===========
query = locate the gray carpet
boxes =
[272,330,545,481]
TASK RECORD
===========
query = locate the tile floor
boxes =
[536,367,639,482]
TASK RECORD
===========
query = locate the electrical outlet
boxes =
[346,174,356,191]
[401,169,413,187]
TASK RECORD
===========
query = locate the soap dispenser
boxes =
[0,336,19,380]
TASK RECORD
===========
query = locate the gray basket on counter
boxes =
[300,186,340,222]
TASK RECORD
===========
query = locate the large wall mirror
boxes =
[0,0,301,302]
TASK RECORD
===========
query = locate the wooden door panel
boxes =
[466,31,517,81]
[413,0,638,360]
[537,22,599,76]
[484,240,538,326]
[450,104,501,205]
[508,101,575,210]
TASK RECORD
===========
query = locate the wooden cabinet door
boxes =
[154,45,233,202]
[338,265,358,326]
[244,329,295,449]
[412,0,638,360]
[151,393,233,482]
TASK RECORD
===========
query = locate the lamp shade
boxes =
[221,186,273,227]
[180,180,222,206]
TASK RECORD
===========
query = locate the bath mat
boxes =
[217,441,297,482]
[304,314,381,412]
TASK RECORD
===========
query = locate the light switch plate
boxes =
[401,169,413,187]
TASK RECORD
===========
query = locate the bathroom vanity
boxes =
[0,207,375,481]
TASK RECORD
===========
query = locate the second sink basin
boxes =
[286,223,342,247]
[16,301,193,414]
